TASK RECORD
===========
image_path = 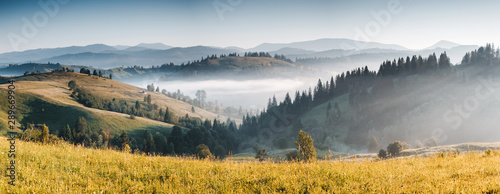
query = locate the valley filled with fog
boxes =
[137,78,319,109]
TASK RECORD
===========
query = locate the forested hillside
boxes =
[239,44,500,153]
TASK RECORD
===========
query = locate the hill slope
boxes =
[0,72,237,137]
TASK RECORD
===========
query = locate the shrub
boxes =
[255,148,267,162]
[401,142,411,150]
[68,80,77,90]
[214,145,226,158]
[196,144,212,159]
[387,141,405,157]
[378,149,387,159]
[20,124,41,142]
[483,149,498,156]
[368,136,379,153]
[123,144,131,153]
[424,137,439,147]
[41,124,49,144]
[286,150,299,161]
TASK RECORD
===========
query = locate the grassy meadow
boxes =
[1,136,500,193]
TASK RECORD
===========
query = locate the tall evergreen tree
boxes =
[75,116,89,144]
[294,130,316,162]
[135,100,141,114]
[144,130,155,154]
[146,94,152,105]
[168,126,184,154]
[60,124,73,142]
[154,132,168,155]
[118,130,129,151]
[164,107,173,123]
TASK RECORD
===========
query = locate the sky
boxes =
[1,0,499,53]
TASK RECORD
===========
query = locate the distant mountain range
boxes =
[0,39,478,69]
[249,38,408,52]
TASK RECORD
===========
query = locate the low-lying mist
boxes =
[141,78,320,109]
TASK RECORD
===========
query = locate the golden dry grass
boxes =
[1,136,500,193]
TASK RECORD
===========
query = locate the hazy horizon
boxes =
[1,0,499,53]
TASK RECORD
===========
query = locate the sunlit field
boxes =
[1,137,500,193]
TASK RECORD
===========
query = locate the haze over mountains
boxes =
[0,39,477,69]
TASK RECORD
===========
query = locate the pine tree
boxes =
[168,126,184,154]
[135,100,141,114]
[75,116,88,144]
[61,124,73,142]
[154,132,168,155]
[146,94,152,105]
[164,107,172,123]
[272,95,277,106]
[118,130,129,151]
[294,130,316,162]
[326,102,332,119]
[144,130,155,154]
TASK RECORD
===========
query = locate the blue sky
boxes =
[1,0,499,53]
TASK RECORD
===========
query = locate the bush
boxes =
[196,144,212,159]
[255,148,267,162]
[123,144,131,153]
[484,149,498,156]
[378,149,387,159]
[214,145,226,158]
[68,80,77,90]
[425,137,439,147]
[387,141,405,157]
[401,142,411,150]
[286,150,299,161]
[41,124,49,144]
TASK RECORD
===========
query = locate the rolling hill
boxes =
[0,71,238,140]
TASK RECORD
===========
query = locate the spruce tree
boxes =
[61,124,73,142]
[164,107,172,123]
[294,130,316,162]
[118,130,129,151]
[144,130,155,154]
